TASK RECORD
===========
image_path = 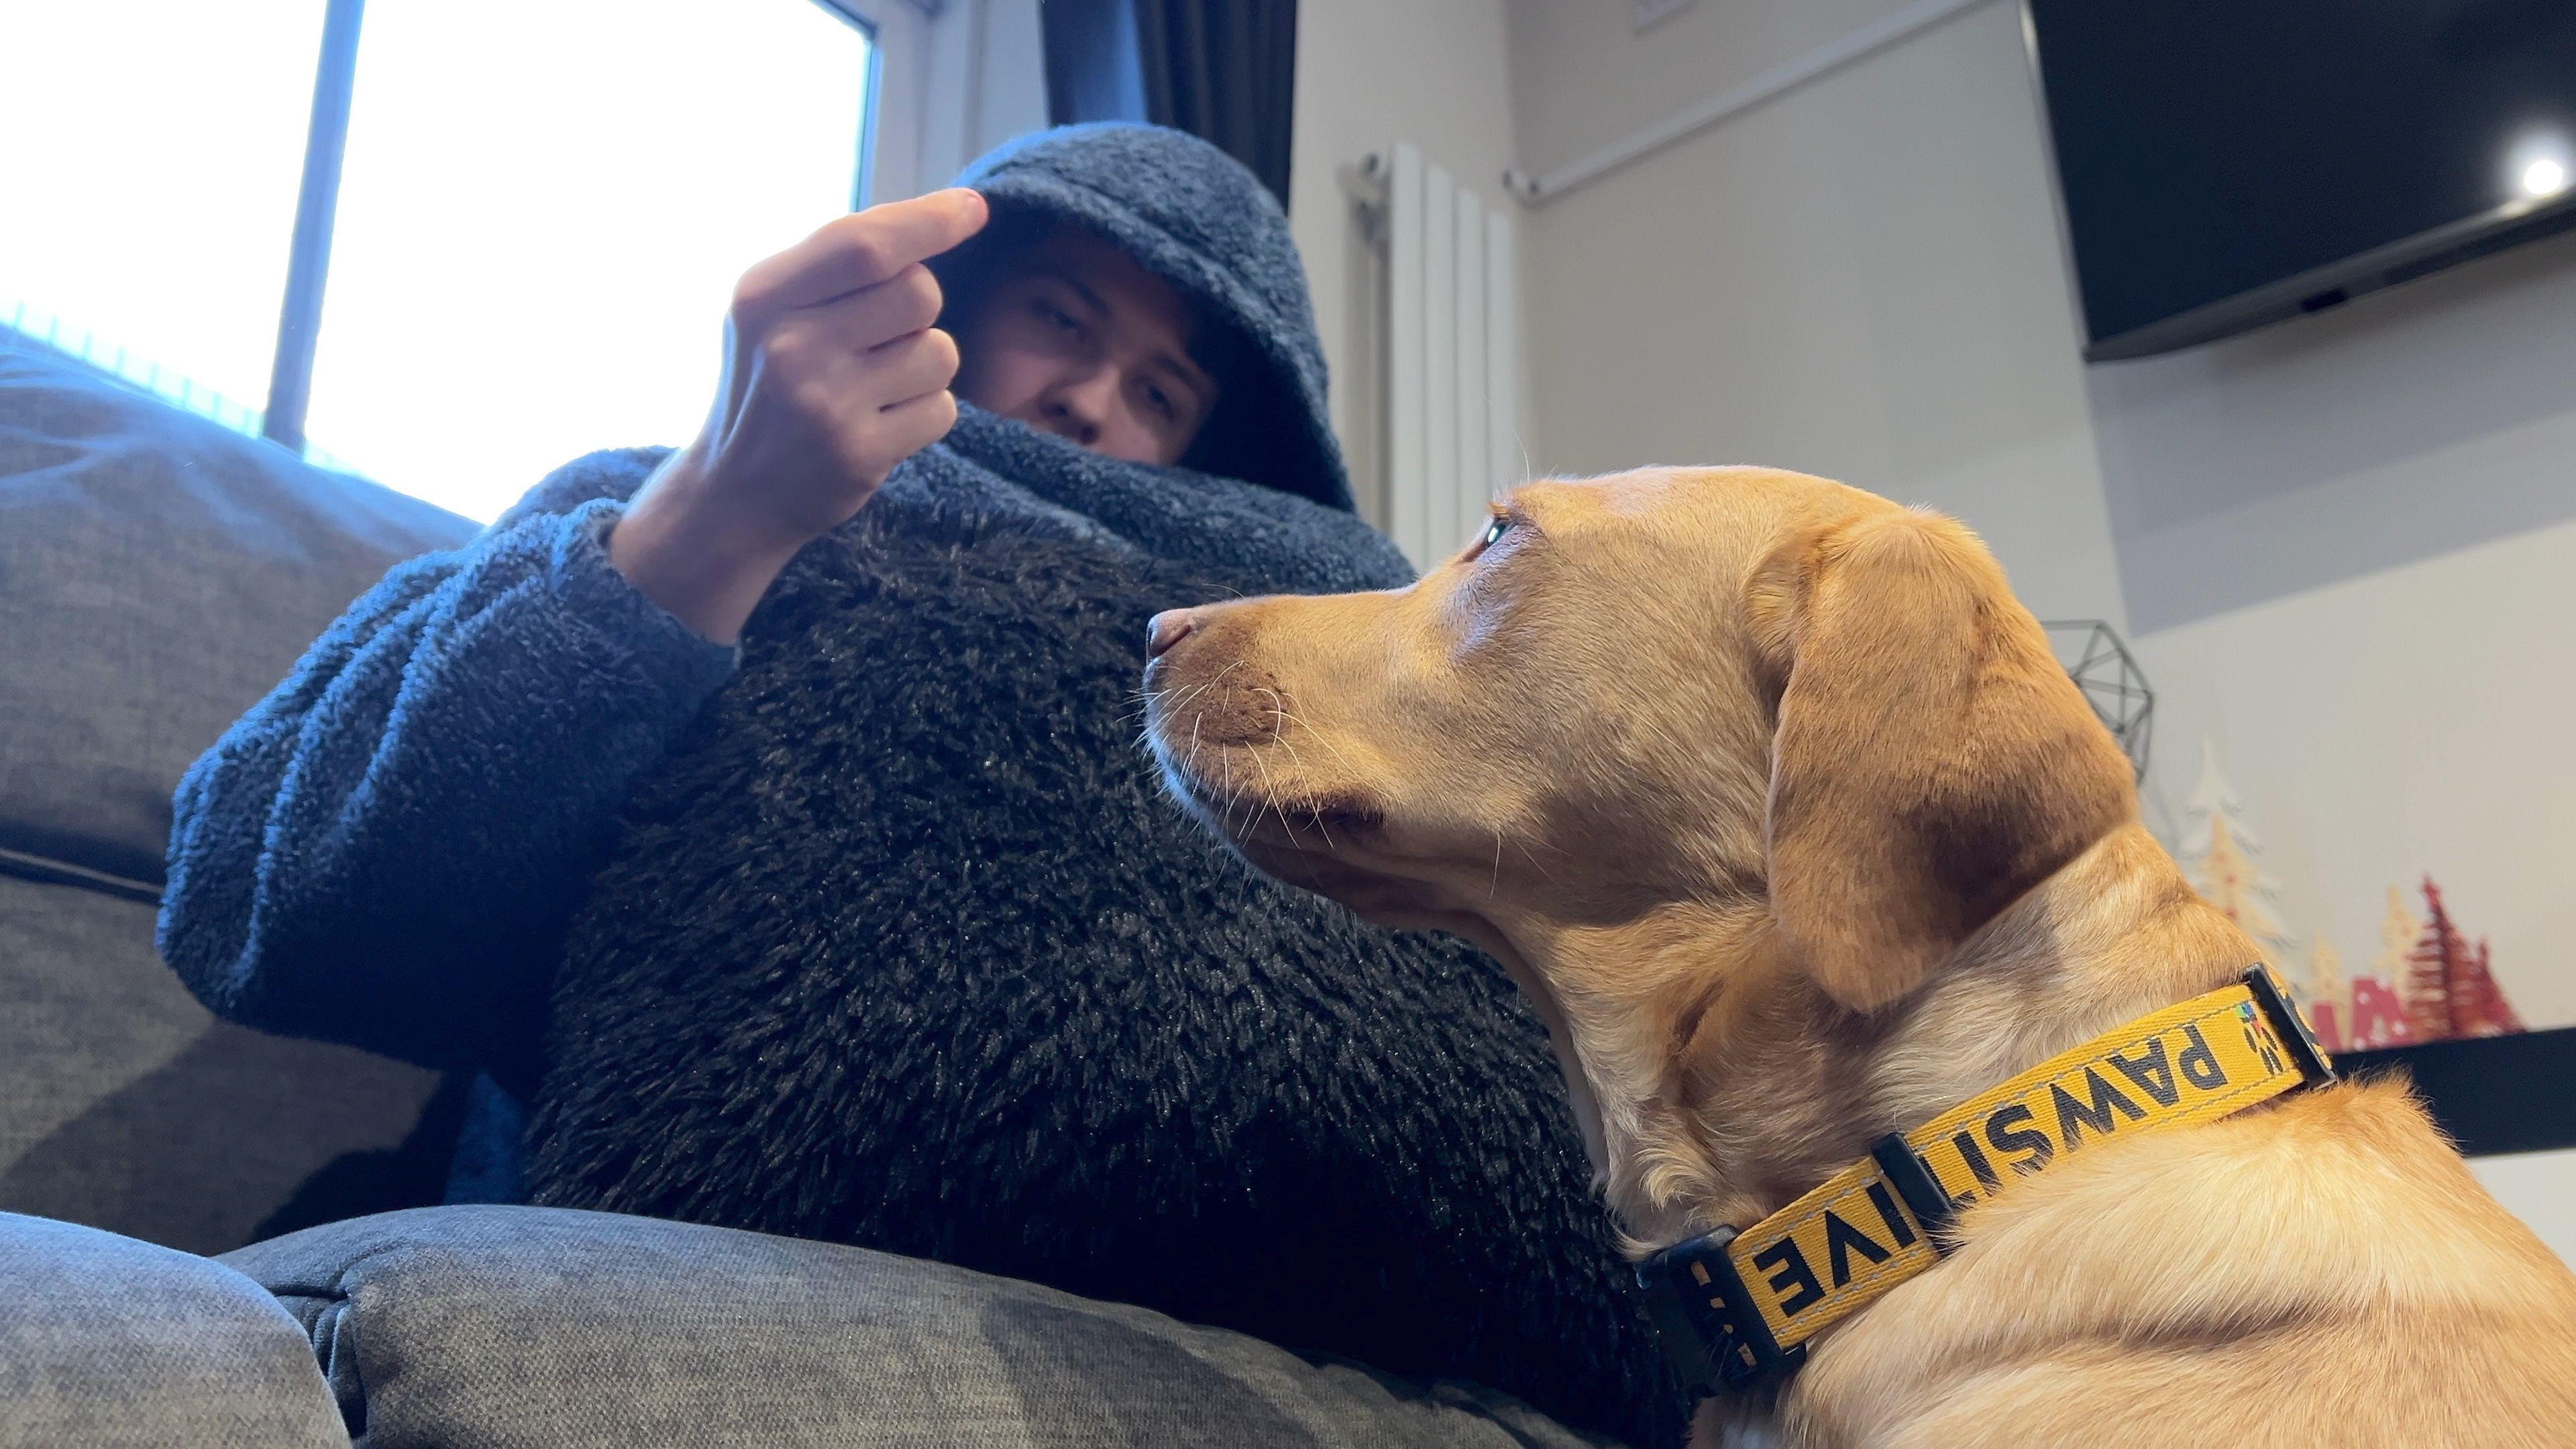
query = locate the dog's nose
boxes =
[1146,610,1195,659]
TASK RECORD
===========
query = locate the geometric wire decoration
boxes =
[2043,620,2153,780]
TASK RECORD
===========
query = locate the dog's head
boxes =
[1148,464,2133,1196]
[1145,469,2136,1182]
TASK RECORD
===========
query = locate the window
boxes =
[3,1,877,522]
[308,1,875,518]
[1,3,321,433]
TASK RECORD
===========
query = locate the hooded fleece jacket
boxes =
[161,124,1673,1444]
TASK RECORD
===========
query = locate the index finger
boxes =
[753,189,991,312]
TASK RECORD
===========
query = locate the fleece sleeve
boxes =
[158,486,739,1073]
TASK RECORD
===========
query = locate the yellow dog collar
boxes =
[1640,964,2335,1397]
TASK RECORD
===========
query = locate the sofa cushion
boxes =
[0,1210,346,1449]
[0,870,446,1253]
[221,1205,1625,1449]
[0,328,474,888]
[0,330,462,1250]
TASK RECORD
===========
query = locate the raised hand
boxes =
[609,188,990,643]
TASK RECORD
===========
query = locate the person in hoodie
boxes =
[160,125,1671,1443]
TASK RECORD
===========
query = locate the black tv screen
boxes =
[2027,0,2576,360]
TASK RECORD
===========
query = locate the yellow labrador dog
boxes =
[1140,467,2576,1448]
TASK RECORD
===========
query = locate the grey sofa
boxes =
[0,331,1621,1447]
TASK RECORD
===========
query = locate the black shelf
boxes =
[2339,1025,2576,1158]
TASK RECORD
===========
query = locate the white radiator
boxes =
[1362,143,1521,570]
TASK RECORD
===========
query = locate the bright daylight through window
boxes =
[3,1,876,522]
[2,3,315,433]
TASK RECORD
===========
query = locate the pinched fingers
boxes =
[763,315,957,412]
[752,323,960,487]
[863,326,961,411]
[804,366,958,493]
[795,263,945,354]
[871,386,960,463]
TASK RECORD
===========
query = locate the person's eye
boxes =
[1143,382,1175,421]
[1033,300,1079,332]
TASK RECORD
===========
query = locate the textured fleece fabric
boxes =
[158,124,1675,1444]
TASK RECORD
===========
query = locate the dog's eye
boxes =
[1479,514,1515,551]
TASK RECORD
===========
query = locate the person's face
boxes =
[952,227,1220,466]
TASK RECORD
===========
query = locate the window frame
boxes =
[255,0,886,455]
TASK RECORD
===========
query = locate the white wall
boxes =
[2477,1150,2576,1267]
[1505,0,2124,623]
[1291,0,1525,534]
[1503,0,2576,1250]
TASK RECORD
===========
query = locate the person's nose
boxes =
[1146,608,1195,658]
[1040,364,1120,447]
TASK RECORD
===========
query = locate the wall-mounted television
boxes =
[2025,0,2576,362]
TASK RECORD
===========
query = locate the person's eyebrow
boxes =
[1029,267,1108,319]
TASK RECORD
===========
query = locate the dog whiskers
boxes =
[1169,659,1246,718]
[1269,704,1362,781]
[1244,744,1297,848]
[1120,682,1184,731]
[1138,665,1238,747]
[1511,836,1566,888]
[1248,690,1334,851]
[1220,741,1236,832]
[1152,673,1352,857]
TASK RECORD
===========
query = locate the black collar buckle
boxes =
[1638,1225,1807,1398]
[2242,963,2337,1088]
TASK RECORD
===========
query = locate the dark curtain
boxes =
[1041,0,1299,211]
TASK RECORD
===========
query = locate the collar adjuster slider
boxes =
[1867,1133,1957,1246]
[1640,1226,1809,1396]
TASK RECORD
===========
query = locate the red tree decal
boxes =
[2404,877,2525,1042]
[2452,934,2524,1036]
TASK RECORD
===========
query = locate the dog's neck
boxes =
[1483,822,2259,1253]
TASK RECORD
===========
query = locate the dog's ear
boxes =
[1746,506,2135,1013]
